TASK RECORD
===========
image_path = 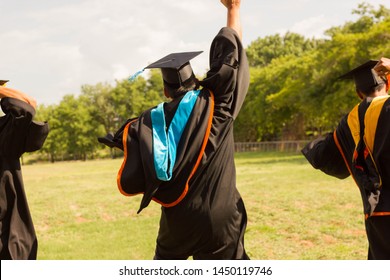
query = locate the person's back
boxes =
[0,81,49,259]
[99,0,250,259]
[302,58,390,259]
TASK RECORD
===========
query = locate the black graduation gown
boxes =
[302,96,390,259]
[99,27,250,259]
[0,98,49,260]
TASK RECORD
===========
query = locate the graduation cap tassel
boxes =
[128,69,144,82]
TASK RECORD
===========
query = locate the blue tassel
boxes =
[128,69,144,82]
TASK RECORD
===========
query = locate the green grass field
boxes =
[21,152,367,260]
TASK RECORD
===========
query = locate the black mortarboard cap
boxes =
[339,60,385,93]
[0,80,9,86]
[145,51,202,86]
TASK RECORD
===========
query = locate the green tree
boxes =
[246,32,320,67]
[35,104,63,162]
[80,83,116,135]
[237,3,390,141]
[111,70,165,123]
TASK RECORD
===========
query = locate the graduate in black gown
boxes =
[302,58,390,259]
[0,81,49,259]
[99,0,250,259]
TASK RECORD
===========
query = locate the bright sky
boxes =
[1,0,388,105]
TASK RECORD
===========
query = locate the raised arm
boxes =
[221,0,242,40]
[0,86,37,109]
[374,57,390,77]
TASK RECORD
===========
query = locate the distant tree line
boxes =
[34,3,389,162]
[35,70,166,161]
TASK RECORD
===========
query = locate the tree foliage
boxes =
[32,3,390,161]
[235,3,390,141]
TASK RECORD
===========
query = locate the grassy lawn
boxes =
[21,152,367,260]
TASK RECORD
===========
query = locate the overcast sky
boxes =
[1,0,388,105]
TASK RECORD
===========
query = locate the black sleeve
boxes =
[301,132,350,179]
[200,27,250,119]
[0,98,38,158]
[25,120,49,153]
